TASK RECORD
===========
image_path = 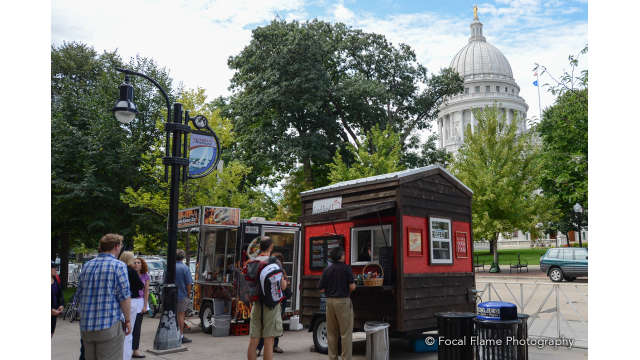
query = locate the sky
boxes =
[51,0,587,128]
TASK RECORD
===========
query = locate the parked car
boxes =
[540,247,588,282]
[142,257,166,284]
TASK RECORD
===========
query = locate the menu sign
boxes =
[455,232,468,258]
[178,207,200,228]
[408,229,422,256]
[310,235,344,270]
[203,207,240,227]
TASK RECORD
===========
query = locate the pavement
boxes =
[52,315,588,359]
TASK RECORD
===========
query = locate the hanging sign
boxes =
[188,132,220,178]
[312,197,342,214]
[203,206,240,227]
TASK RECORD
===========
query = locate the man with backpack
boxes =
[245,237,287,360]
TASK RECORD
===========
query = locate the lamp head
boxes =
[112,75,137,124]
[573,203,583,213]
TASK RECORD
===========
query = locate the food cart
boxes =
[298,165,476,352]
[177,206,302,334]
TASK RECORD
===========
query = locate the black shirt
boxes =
[318,262,354,298]
[127,266,144,299]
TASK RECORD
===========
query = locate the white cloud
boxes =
[52,0,306,99]
[52,0,586,129]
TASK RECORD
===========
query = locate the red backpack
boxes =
[240,258,269,304]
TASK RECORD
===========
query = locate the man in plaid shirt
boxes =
[77,233,132,360]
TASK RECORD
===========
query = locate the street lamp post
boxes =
[573,203,583,248]
[112,68,198,352]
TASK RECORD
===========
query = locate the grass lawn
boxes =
[473,247,549,265]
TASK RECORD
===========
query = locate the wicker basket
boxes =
[362,263,384,287]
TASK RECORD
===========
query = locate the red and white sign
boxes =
[455,232,468,258]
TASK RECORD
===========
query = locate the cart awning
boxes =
[299,200,396,225]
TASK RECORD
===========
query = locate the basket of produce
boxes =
[362,263,384,286]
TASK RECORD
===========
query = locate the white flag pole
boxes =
[536,72,542,122]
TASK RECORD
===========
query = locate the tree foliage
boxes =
[451,106,556,270]
[51,42,174,284]
[534,46,588,235]
[120,88,277,253]
[328,126,405,183]
[227,19,463,187]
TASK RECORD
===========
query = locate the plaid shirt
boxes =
[77,253,130,331]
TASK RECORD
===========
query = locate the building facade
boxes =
[437,12,529,155]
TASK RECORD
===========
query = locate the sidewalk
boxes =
[52,316,588,359]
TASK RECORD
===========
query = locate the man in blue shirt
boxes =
[175,249,193,344]
[77,233,131,360]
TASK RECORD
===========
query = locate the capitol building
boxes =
[437,11,529,155]
[437,10,588,248]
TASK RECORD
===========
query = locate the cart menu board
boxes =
[178,207,200,228]
[203,207,240,227]
[310,235,344,270]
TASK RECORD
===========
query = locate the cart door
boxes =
[262,226,300,314]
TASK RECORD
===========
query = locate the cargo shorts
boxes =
[249,301,283,338]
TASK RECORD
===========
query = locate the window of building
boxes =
[475,86,480,93]
[505,87,508,93]
[429,217,452,264]
[511,88,514,94]
[496,86,500,93]
[464,87,469,95]
[486,85,491,93]
[350,225,392,265]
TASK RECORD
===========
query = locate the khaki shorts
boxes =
[249,301,282,338]
[177,297,189,313]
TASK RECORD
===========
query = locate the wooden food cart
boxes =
[299,165,476,352]
[177,206,302,334]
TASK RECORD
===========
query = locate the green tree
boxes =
[227,19,463,188]
[120,88,277,253]
[51,42,173,285]
[451,106,555,272]
[534,46,588,242]
[328,125,405,183]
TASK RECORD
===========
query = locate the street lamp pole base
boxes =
[152,284,183,351]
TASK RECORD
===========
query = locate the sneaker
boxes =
[273,346,284,353]
[181,336,192,344]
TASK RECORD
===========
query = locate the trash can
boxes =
[364,321,390,360]
[516,314,529,360]
[475,301,519,360]
[212,314,231,337]
[435,312,476,360]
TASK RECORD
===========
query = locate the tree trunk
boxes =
[303,157,313,188]
[60,232,70,288]
[489,239,495,255]
[491,233,500,273]
[52,235,59,261]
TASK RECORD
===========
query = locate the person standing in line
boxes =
[256,252,290,356]
[131,257,150,358]
[77,233,132,360]
[175,249,193,344]
[318,247,355,360]
[119,251,145,360]
[51,261,64,337]
[247,237,287,360]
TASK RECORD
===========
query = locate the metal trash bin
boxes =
[516,314,529,360]
[435,312,476,360]
[474,318,519,359]
[364,321,390,360]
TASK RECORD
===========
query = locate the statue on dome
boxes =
[474,5,479,20]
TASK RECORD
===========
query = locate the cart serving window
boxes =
[350,225,391,265]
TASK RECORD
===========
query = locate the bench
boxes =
[473,254,486,272]
[509,254,529,273]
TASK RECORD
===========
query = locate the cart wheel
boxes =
[200,301,213,334]
[313,319,328,354]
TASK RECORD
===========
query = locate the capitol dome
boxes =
[450,39,513,80]
[436,9,529,155]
